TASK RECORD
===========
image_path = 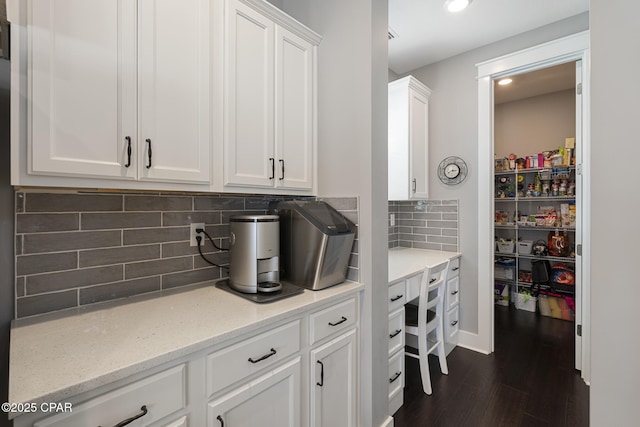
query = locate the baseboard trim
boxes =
[380,415,394,427]
[457,330,492,355]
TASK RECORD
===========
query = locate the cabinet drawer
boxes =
[449,257,460,278]
[207,320,301,396]
[446,275,460,311]
[388,281,406,313]
[388,307,405,357]
[445,305,460,343]
[388,347,404,400]
[34,365,186,427]
[309,298,357,345]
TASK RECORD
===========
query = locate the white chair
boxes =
[405,259,450,395]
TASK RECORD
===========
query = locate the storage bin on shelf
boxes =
[517,240,533,254]
[496,239,514,254]
[515,292,537,312]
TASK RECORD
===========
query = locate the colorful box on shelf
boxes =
[494,284,510,306]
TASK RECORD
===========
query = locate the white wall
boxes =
[398,12,589,335]
[281,1,390,426]
[495,89,575,159]
[590,1,640,424]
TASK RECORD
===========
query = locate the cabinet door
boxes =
[29,0,136,180]
[408,87,429,199]
[138,0,210,184]
[223,0,275,188]
[275,26,314,190]
[310,329,357,427]
[207,357,301,427]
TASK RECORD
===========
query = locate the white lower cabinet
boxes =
[310,328,357,427]
[207,357,301,427]
[31,365,186,427]
[14,293,359,427]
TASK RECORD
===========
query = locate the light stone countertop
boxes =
[9,280,364,412]
[388,247,461,283]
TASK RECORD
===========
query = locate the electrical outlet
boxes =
[190,223,205,247]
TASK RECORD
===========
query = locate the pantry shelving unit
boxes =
[494,166,577,302]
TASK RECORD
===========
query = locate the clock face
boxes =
[438,156,468,185]
[444,164,460,179]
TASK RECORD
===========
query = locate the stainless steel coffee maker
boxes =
[229,215,281,294]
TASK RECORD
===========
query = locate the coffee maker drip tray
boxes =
[215,279,304,303]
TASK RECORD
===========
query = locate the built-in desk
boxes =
[387,247,462,416]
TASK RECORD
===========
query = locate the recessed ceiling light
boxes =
[498,78,513,86]
[445,0,472,13]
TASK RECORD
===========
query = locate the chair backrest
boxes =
[417,259,450,326]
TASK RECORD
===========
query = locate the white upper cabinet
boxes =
[15,0,211,189]
[388,76,431,200]
[137,0,211,184]
[29,0,137,180]
[221,0,319,194]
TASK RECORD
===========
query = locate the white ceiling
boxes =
[494,61,576,104]
[388,0,589,75]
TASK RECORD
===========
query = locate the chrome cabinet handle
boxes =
[124,136,132,168]
[412,178,417,193]
[328,316,347,326]
[390,294,403,302]
[389,329,402,339]
[316,360,324,386]
[389,371,401,383]
[146,139,152,169]
[248,348,276,364]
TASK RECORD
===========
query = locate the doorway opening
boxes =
[476,31,591,383]
[493,60,583,371]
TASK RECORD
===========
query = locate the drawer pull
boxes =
[316,360,324,386]
[390,294,403,302]
[451,320,459,327]
[452,267,460,271]
[248,348,277,364]
[389,371,402,383]
[389,329,402,339]
[124,136,132,168]
[106,405,147,427]
[217,415,225,426]
[145,138,152,169]
[451,290,459,295]
[328,316,347,326]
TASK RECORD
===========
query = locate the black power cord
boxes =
[196,227,229,251]
[195,235,229,271]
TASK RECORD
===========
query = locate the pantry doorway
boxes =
[476,31,591,383]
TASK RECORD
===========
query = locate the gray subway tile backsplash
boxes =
[14,190,360,319]
[389,200,459,251]
[23,230,122,254]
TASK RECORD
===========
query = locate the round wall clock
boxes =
[438,156,468,185]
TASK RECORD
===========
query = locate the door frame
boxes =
[475,31,591,383]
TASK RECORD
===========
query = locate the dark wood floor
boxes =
[393,305,589,427]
